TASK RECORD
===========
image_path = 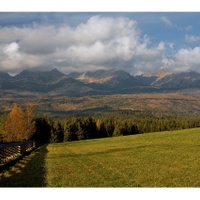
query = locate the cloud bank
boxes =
[0,15,200,75]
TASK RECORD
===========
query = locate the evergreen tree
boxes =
[62,117,78,142]
[113,125,123,137]
[32,116,51,143]
[50,120,64,143]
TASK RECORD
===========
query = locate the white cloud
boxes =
[185,25,193,31]
[185,34,200,43]
[3,42,19,55]
[0,42,23,71]
[161,16,177,28]
[163,47,200,73]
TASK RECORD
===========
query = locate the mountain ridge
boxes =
[1,68,200,96]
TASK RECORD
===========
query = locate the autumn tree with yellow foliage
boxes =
[1,104,35,142]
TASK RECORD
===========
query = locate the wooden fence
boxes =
[0,140,36,164]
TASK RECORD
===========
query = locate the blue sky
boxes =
[0,12,200,75]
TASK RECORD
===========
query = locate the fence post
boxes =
[0,140,36,165]
[0,149,5,164]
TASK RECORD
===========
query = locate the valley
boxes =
[1,91,200,117]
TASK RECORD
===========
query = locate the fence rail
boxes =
[0,141,36,164]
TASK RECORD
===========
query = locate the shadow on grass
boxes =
[0,144,48,187]
[51,145,154,159]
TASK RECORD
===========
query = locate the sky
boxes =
[1,12,200,75]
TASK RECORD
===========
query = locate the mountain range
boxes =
[1,68,200,96]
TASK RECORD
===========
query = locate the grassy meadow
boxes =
[0,128,200,187]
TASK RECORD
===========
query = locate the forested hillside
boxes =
[1,92,200,118]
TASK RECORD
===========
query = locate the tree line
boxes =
[1,104,200,143]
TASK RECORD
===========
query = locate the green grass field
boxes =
[1,128,200,187]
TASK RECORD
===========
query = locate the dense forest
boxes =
[1,104,200,144]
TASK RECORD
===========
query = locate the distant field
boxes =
[1,128,200,187]
[2,91,200,117]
